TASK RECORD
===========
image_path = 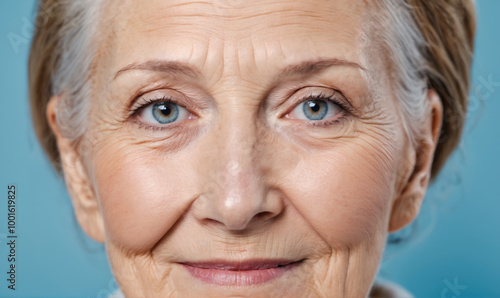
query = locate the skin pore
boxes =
[47,0,443,296]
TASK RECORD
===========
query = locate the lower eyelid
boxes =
[130,116,188,132]
[306,111,348,127]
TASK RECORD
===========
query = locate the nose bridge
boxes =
[194,101,281,231]
[220,106,260,176]
[214,106,264,228]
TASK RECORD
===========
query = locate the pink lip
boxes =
[181,259,302,286]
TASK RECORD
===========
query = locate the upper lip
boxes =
[180,259,304,270]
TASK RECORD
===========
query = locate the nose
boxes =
[191,111,284,232]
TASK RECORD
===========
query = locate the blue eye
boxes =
[289,99,342,122]
[152,102,179,124]
[138,101,190,125]
[302,100,328,120]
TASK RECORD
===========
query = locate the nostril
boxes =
[253,211,281,225]
[255,211,273,220]
[199,211,279,232]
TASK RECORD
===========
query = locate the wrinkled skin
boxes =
[48,0,442,296]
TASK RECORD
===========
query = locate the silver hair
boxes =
[53,0,429,146]
[372,0,429,146]
[52,0,101,140]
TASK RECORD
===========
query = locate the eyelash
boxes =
[129,95,177,117]
[128,91,352,129]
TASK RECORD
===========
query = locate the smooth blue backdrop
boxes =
[1,0,499,297]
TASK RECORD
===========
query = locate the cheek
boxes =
[283,138,397,246]
[92,145,194,253]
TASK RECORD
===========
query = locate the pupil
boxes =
[309,102,320,113]
[159,105,171,116]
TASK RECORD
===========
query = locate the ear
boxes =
[388,90,443,233]
[47,96,105,243]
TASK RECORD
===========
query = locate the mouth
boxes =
[180,259,304,286]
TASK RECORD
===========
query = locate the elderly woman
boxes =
[29,0,475,296]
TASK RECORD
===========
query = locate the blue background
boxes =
[0,0,499,297]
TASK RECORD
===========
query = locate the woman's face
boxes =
[64,0,426,296]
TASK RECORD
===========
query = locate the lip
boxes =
[180,259,303,286]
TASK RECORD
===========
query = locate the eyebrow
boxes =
[112,60,201,81]
[277,58,365,79]
[111,58,365,82]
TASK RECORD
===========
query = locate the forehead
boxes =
[102,0,372,82]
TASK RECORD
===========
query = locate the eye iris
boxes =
[303,100,328,120]
[152,102,179,124]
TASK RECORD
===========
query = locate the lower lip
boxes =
[182,262,300,286]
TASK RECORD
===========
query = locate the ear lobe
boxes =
[47,96,105,243]
[388,90,443,233]
[388,172,428,233]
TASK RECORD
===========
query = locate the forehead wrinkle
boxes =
[115,0,223,39]
[119,0,363,36]
[105,0,373,91]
